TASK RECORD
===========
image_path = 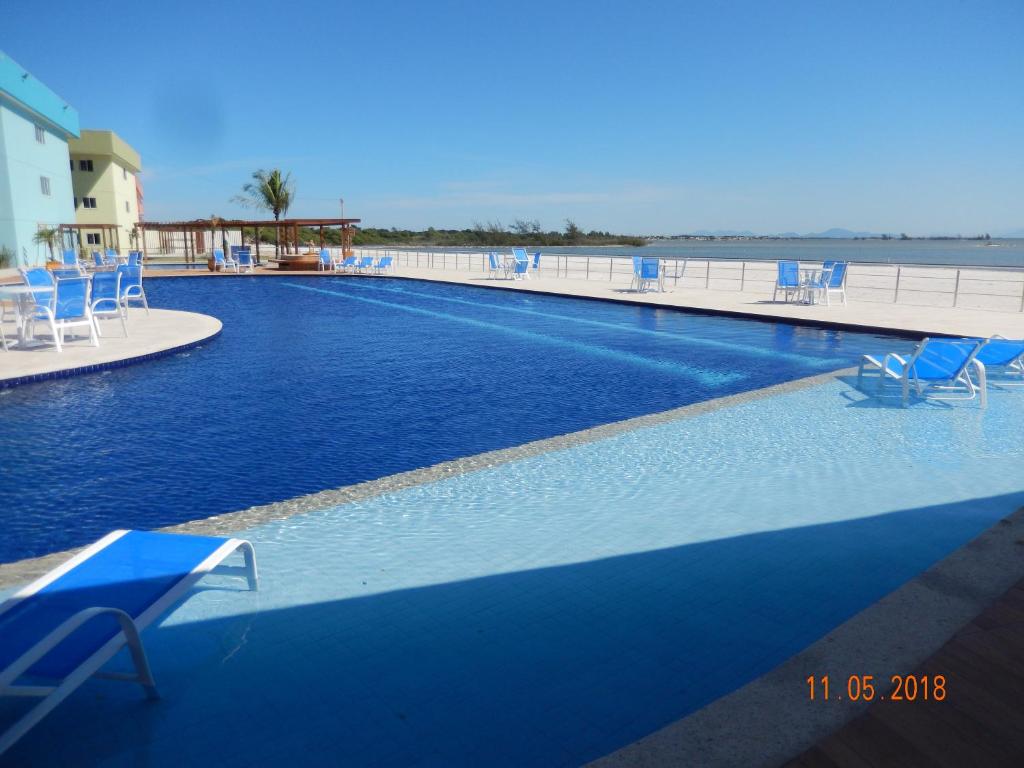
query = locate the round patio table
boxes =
[0,284,54,345]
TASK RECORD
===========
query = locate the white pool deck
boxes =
[0,308,221,384]
[168,264,1024,338]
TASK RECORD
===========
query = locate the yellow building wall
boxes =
[68,130,140,251]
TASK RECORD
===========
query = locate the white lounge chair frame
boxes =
[0,530,258,756]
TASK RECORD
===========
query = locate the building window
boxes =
[35,125,45,143]
[86,233,101,245]
[40,176,51,196]
[79,159,94,172]
[122,167,127,180]
[125,200,130,213]
[70,158,74,171]
[82,197,97,208]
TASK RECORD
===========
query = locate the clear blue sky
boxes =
[6,0,1022,235]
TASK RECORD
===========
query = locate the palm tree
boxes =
[32,227,60,262]
[232,169,294,256]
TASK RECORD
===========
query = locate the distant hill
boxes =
[799,227,882,239]
[688,229,757,237]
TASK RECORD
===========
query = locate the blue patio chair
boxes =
[28,274,97,352]
[92,251,105,269]
[637,257,662,293]
[318,248,332,271]
[116,264,149,315]
[354,256,374,273]
[630,256,643,291]
[90,270,127,337]
[773,260,801,302]
[236,248,255,273]
[487,252,504,279]
[127,251,142,267]
[20,268,56,322]
[104,248,119,266]
[531,251,541,278]
[374,255,394,274]
[61,249,84,274]
[815,260,847,305]
[0,529,258,757]
[858,338,987,408]
[337,255,357,272]
[509,248,530,280]
[212,248,238,273]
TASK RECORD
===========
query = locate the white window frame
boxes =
[35,125,45,144]
[40,176,51,196]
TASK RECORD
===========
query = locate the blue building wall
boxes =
[0,51,79,268]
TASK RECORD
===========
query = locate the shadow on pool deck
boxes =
[3,491,1023,768]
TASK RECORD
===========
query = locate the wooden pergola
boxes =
[136,217,361,264]
[58,223,123,253]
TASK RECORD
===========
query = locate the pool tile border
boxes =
[0,366,853,587]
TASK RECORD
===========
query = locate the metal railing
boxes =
[350,247,1024,314]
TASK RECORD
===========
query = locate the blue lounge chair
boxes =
[115,265,149,315]
[820,261,847,305]
[858,338,987,407]
[127,251,142,267]
[637,257,662,293]
[773,260,801,302]
[91,251,105,270]
[354,256,374,274]
[104,249,120,267]
[236,248,255,273]
[0,529,257,756]
[531,252,541,278]
[213,248,238,274]
[90,270,127,337]
[374,255,394,274]
[336,255,357,272]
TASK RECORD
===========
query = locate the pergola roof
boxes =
[137,217,361,231]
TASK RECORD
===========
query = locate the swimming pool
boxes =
[3,373,1021,767]
[0,276,910,563]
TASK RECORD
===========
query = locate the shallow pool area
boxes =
[3,371,1021,767]
[0,276,911,563]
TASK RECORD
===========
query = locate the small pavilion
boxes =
[135,217,361,265]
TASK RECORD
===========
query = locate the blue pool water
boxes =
[0,276,910,563]
[3,379,1021,768]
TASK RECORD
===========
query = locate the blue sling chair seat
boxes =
[858,337,988,408]
[0,530,258,756]
[374,255,394,274]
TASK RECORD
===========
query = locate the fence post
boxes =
[740,262,746,292]
[953,269,960,307]
[586,256,590,281]
[1019,276,1024,312]
[894,266,902,303]
[609,258,613,281]
[705,260,711,289]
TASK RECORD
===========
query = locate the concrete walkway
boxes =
[0,308,221,385]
